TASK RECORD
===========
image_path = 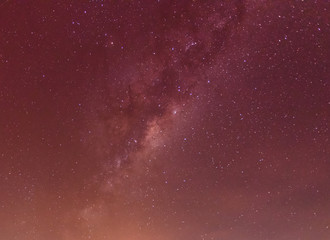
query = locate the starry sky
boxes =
[0,0,329,239]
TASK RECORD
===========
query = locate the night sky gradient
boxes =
[0,0,329,240]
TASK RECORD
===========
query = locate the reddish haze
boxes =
[0,1,329,239]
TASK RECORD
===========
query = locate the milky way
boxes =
[0,1,329,239]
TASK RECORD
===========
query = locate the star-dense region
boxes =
[0,0,329,239]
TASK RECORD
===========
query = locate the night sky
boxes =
[0,1,329,239]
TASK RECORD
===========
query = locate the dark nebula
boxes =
[0,1,329,239]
